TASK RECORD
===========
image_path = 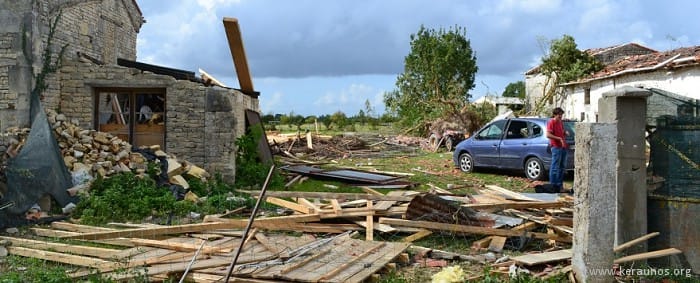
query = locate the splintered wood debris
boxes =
[2,183,686,281]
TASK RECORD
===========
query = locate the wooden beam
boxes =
[0,236,120,259]
[264,196,313,214]
[401,229,433,243]
[129,238,224,254]
[59,222,236,240]
[223,17,254,93]
[238,190,413,201]
[483,185,540,201]
[61,214,319,241]
[317,242,386,281]
[366,200,374,241]
[614,232,660,253]
[31,228,135,247]
[7,246,119,271]
[614,248,682,264]
[379,218,571,242]
[462,201,569,211]
[512,249,572,266]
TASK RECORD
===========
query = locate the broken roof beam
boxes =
[223,17,256,96]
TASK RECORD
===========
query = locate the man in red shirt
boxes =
[546,107,568,191]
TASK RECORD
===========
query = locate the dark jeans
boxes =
[549,147,567,188]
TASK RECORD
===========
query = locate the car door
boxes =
[470,120,506,167]
[498,120,529,169]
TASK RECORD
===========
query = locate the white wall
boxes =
[563,66,700,122]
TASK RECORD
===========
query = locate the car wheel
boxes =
[458,153,474,173]
[525,157,545,180]
[445,137,454,152]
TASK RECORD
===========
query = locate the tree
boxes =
[330,111,348,130]
[532,35,603,114]
[384,25,478,134]
[540,35,602,83]
[502,81,525,98]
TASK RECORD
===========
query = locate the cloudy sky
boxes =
[135,0,700,117]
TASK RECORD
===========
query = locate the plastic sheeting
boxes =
[1,94,77,226]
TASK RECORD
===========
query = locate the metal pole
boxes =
[222,164,275,282]
[179,240,207,283]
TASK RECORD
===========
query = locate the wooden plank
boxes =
[614,248,682,264]
[31,228,135,247]
[374,191,403,211]
[130,238,224,254]
[223,17,254,93]
[361,187,384,196]
[239,190,413,201]
[614,232,660,253]
[255,233,288,258]
[7,246,119,271]
[471,236,493,250]
[279,246,333,274]
[340,242,411,283]
[63,215,322,241]
[488,236,507,253]
[51,222,115,233]
[297,198,321,212]
[264,196,313,214]
[59,222,235,240]
[483,185,540,201]
[366,200,374,241]
[330,199,342,214]
[0,236,121,259]
[462,201,569,211]
[511,249,572,266]
[401,229,432,243]
[316,242,386,281]
[353,220,396,233]
[379,218,571,242]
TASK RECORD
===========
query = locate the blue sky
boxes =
[135,0,700,117]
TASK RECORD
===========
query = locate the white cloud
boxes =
[496,0,562,13]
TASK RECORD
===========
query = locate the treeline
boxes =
[261,110,398,132]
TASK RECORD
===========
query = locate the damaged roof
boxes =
[562,45,700,86]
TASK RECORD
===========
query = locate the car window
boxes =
[505,120,528,139]
[476,120,506,140]
[529,122,542,138]
[564,121,576,140]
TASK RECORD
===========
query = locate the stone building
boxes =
[0,0,260,179]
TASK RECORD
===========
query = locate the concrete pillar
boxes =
[598,86,651,254]
[573,123,617,283]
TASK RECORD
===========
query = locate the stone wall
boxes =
[0,0,142,130]
[54,59,258,179]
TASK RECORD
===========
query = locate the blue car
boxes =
[452,118,575,180]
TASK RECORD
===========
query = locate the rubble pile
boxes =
[0,110,210,204]
[268,132,426,161]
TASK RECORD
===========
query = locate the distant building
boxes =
[473,95,524,115]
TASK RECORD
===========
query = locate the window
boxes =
[477,120,506,140]
[580,112,586,122]
[95,88,166,148]
[505,120,528,139]
[530,123,542,137]
[584,88,591,105]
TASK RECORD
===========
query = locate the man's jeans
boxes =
[549,147,567,189]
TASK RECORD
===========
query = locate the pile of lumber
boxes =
[1,221,410,282]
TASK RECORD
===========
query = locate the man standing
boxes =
[546,107,567,191]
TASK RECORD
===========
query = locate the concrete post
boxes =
[573,123,617,283]
[598,86,651,254]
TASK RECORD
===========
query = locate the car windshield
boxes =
[564,121,576,140]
